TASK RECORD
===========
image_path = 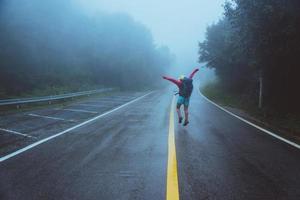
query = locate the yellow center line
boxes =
[166,96,180,200]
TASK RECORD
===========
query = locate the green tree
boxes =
[199,0,300,113]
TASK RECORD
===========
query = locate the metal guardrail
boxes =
[0,88,114,106]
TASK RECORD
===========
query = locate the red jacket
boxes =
[163,68,199,88]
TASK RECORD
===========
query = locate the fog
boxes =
[76,0,225,75]
[0,0,224,97]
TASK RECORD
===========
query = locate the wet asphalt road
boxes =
[0,90,299,200]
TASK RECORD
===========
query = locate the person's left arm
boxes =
[189,68,199,79]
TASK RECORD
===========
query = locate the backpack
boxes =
[180,77,193,98]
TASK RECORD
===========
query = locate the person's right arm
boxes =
[162,76,181,87]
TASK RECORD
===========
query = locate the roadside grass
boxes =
[201,82,243,107]
[200,82,300,142]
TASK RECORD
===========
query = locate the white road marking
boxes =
[99,98,132,103]
[78,104,107,108]
[103,95,132,98]
[88,100,123,104]
[198,90,300,149]
[27,113,76,122]
[87,98,132,103]
[0,128,35,139]
[57,108,98,114]
[0,92,153,162]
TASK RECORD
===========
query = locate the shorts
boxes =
[177,96,190,108]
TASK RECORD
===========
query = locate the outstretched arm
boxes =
[162,76,181,87]
[189,68,199,79]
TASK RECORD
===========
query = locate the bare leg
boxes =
[183,106,189,126]
[176,105,183,123]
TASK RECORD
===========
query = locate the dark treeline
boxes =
[0,0,173,97]
[199,0,300,114]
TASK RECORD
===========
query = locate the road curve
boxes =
[0,89,299,200]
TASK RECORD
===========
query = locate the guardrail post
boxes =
[258,70,263,109]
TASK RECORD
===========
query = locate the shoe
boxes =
[179,117,183,124]
[183,120,189,126]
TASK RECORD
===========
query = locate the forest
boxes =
[0,0,173,97]
[199,0,300,115]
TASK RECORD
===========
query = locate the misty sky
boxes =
[75,0,225,72]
